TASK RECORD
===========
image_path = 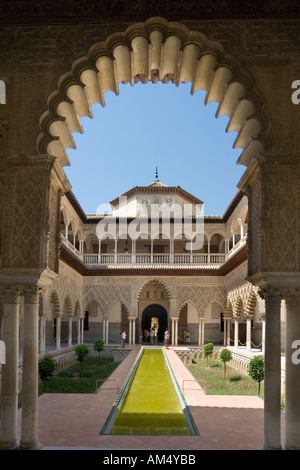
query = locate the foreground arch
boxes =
[1,12,300,451]
[38,17,270,169]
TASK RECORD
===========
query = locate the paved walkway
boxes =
[17,345,285,451]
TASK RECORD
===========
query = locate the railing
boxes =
[81,252,226,266]
[61,234,246,267]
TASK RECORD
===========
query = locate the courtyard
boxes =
[17,345,285,451]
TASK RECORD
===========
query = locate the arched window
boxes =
[0,81,6,104]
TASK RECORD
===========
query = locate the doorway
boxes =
[142,304,168,342]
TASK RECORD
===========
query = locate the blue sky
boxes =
[65,81,245,216]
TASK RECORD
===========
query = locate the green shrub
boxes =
[93,339,105,363]
[209,359,222,368]
[203,343,214,366]
[249,355,264,396]
[220,348,232,379]
[229,374,242,382]
[75,344,90,379]
[38,355,57,392]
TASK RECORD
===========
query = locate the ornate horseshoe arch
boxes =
[37,17,271,170]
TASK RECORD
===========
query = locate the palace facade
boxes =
[31,177,284,354]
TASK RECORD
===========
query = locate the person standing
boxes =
[154,328,158,345]
[150,328,154,344]
[185,329,191,344]
[164,329,170,348]
[121,330,126,348]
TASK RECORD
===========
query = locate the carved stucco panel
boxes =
[2,171,43,268]
[82,284,131,316]
[265,165,298,271]
[177,284,226,317]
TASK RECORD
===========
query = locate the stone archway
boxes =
[38,17,270,171]
[1,13,300,452]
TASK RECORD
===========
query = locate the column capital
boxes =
[223,315,232,321]
[282,288,300,307]
[23,286,42,304]
[258,287,282,304]
[0,286,20,304]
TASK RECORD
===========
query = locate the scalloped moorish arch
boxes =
[37,17,271,169]
[136,277,171,300]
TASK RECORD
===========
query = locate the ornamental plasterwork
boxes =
[82,284,131,315]
[50,273,82,315]
[177,284,226,316]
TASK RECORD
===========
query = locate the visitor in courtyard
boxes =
[164,329,170,348]
[150,328,154,344]
[121,330,126,348]
[185,329,191,343]
[144,329,150,343]
[154,328,158,344]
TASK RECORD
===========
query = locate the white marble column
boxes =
[80,317,84,343]
[39,314,46,355]
[198,317,205,345]
[129,318,132,344]
[234,318,239,348]
[260,313,266,354]
[246,315,252,352]
[105,320,109,345]
[20,286,42,450]
[102,318,106,343]
[174,318,178,346]
[0,287,20,450]
[56,315,61,349]
[259,288,282,450]
[132,318,136,345]
[223,316,231,346]
[171,318,175,345]
[68,317,72,346]
[77,316,81,344]
[284,290,300,449]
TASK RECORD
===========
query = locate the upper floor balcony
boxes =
[60,231,247,270]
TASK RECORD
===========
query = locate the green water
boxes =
[109,348,192,435]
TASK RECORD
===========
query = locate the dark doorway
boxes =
[142,304,168,342]
[84,311,89,331]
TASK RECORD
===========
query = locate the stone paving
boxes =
[17,345,285,451]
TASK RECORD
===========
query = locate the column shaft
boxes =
[261,289,282,450]
[234,319,239,348]
[0,288,20,450]
[20,287,42,450]
[56,316,61,349]
[68,318,72,346]
[246,317,252,352]
[77,317,81,344]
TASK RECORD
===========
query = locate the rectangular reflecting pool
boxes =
[100,347,199,436]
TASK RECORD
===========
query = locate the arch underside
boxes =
[38,17,270,169]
